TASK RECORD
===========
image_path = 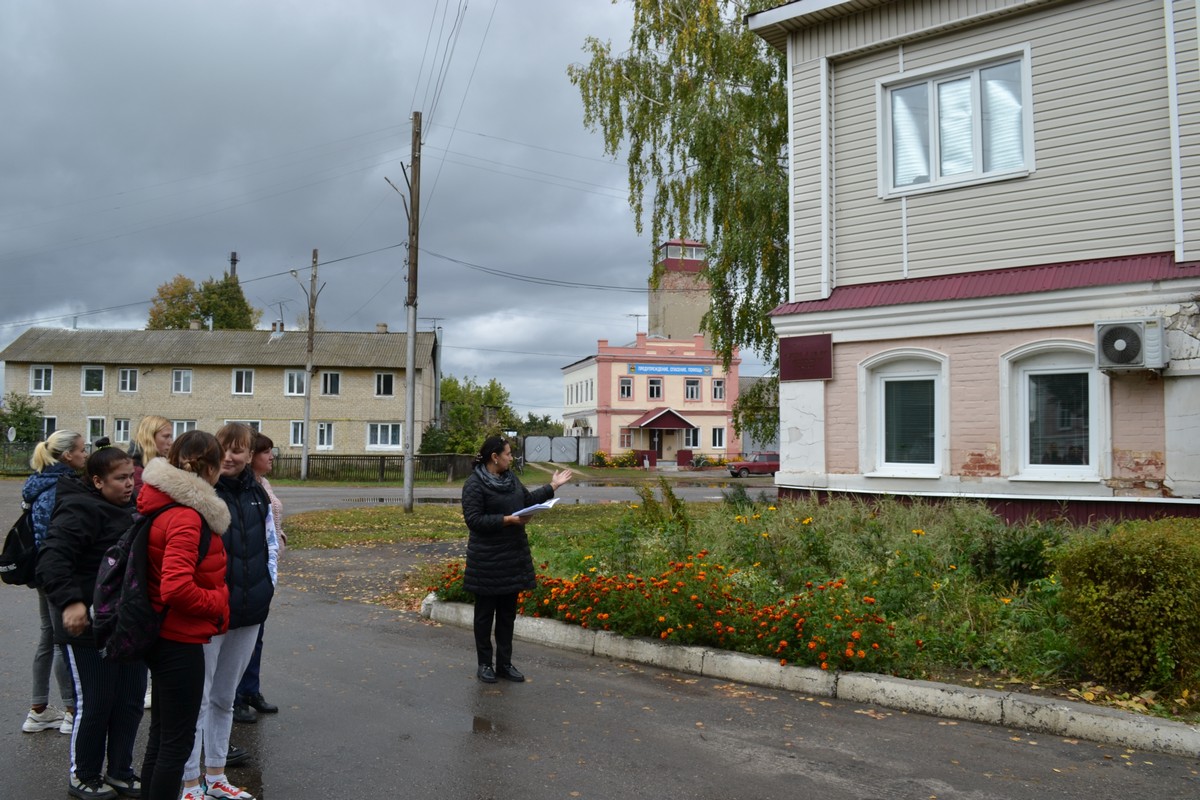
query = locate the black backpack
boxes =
[0,505,37,587]
[93,503,211,662]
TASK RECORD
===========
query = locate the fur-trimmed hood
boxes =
[141,458,231,535]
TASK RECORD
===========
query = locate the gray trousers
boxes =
[33,589,74,708]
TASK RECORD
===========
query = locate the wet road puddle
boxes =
[472,716,497,734]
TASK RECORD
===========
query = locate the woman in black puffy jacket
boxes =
[461,436,571,684]
[36,445,143,799]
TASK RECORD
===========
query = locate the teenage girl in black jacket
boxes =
[37,445,143,799]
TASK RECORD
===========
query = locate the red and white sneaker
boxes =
[203,780,255,800]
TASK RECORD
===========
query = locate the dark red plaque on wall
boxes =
[780,334,832,381]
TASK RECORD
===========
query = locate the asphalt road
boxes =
[4,479,1200,798]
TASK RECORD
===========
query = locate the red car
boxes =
[727,452,779,477]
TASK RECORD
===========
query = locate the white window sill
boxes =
[880,168,1030,200]
[1009,473,1101,483]
[865,469,942,479]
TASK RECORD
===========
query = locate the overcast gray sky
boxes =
[0,0,765,419]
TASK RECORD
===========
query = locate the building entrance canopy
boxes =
[628,407,698,430]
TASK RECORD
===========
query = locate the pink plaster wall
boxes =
[823,327,1166,483]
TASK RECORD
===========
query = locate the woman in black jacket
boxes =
[36,445,142,800]
[461,436,572,683]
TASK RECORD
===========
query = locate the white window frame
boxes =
[858,349,949,478]
[172,369,192,394]
[375,372,395,397]
[618,377,633,400]
[81,366,105,396]
[317,421,335,450]
[877,44,1034,198]
[285,370,306,397]
[683,428,700,448]
[113,418,131,444]
[321,371,341,396]
[118,368,138,393]
[172,420,197,437]
[290,420,305,448]
[648,377,663,400]
[711,427,725,449]
[712,379,725,401]
[366,422,403,451]
[223,419,262,432]
[86,416,105,441]
[684,378,701,401]
[232,369,255,396]
[30,365,53,394]
[1000,340,1108,482]
[41,416,57,439]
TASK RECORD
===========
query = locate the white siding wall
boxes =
[791,58,827,298]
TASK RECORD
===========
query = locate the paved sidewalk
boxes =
[5,578,1200,799]
[425,596,1200,758]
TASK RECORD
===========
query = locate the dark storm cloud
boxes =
[0,0,662,415]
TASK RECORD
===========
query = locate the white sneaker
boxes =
[59,710,74,735]
[204,778,255,799]
[144,687,152,709]
[22,705,65,733]
[180,788,206,800]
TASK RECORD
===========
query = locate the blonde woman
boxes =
[20,430,86,735]
[129,415,173,492]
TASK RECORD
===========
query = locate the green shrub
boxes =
[1057,517,1200,691]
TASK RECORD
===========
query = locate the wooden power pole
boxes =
[292,250,322,481]
[403,112,421,512]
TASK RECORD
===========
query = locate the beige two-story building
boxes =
[750,0,1200,520]
[0,325,438,455]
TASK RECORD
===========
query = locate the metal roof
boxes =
[770,253,1200,317]
[0,327,437,369]
[628,407,699,430]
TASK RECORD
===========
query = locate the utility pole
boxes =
[403,112,421,512]
[291,251,323,481]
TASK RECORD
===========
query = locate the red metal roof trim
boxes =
[628,407,698,429]
[770,253,1200,316]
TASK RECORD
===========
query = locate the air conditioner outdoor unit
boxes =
[1094,318,1169,370]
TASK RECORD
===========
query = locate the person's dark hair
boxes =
[253,433,274,455]
[473,436,508,466]
[86,446,132,481]
[168,430,223,481]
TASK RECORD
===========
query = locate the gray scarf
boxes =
[473,463,514,493]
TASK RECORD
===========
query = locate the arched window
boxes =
[1000,340,1108,481]
[858,349,949,477]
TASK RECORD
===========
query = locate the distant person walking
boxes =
[461,436,572,683]
[20,429,85,736]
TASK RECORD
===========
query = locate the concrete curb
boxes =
[420,594,1200,758]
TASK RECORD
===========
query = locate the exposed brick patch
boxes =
[959,450,1000,477]
[1112,450,1166,481]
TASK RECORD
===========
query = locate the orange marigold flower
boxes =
[1000,597,1012,604]
[844,648,855,658]
[660,631,669,639]
[820,662,829,670]
[808,642,817,650]
[658,616,666,622]
[851,631,862,640]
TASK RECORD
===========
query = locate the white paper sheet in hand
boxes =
[512,497,560,517]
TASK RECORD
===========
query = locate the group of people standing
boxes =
[18,419,284,800]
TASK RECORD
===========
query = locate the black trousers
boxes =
[473,592,519,667]
[141,638,205,800]
[62,643,146,782]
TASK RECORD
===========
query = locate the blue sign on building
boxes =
[628,364,712,376]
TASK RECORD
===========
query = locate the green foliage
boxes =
[569,0,788,439]
[146,273,262,330]
[519,413,562,438]
[1057,518,1200,691]
[0,392,46,443]
[424,375,520,455]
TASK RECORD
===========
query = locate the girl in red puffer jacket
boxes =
[136,431,230,800]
